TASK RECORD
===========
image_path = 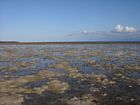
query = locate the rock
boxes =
[90,74,108,85]
[68,68,79,73]
[130,98,134,101]
[0,66,18,71]
[47,80,69,93]
[109,81,116,85]
[102,93,107,97]
[129,85,132,88]
[102,78,109,85]
[137,79,140,85]
[33,85,48,94]
[49,61,69,69]
[135,65,140,70]
[116,73,122,77]
[69,72,84,79]
[67,94,97,105]
[67,98,81,105]
[90,87,99,92]
[0,94,24,105]
[88,60,96,65]
[15,61,36,68]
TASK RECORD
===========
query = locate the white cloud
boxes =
[115,24,124,32]
[67,24,139,38]
[114,24,137,33]
[82,30,88,34]
[124,26,136,32]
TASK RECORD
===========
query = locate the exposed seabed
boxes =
[0,44,139,105]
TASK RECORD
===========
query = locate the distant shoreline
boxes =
[0,41,140,45]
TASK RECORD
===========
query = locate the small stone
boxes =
[116,97,122,100]
[116,73,122,77]
[90,87,99,92]
[73,96,78,100]
[89,60,96,65]
[129,85,132,88]
[130,98,134,101]
[102,93,107,96]
[109,81,116,85]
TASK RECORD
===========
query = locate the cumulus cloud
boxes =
[114,24,137,33]
[124,26,136,32]
[114,24,124,32]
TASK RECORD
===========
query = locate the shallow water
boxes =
[0,44,140,105]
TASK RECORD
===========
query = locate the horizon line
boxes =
[0,41,140,44]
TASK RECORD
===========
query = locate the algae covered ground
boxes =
[0,44,140,105]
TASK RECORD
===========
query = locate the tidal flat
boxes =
[0,44,140,105]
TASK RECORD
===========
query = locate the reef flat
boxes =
[0,44,139,105]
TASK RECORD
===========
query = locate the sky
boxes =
[0,0,140,42]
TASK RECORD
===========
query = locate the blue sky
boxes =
[0,0,140,42]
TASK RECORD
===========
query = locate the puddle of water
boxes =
[24,78,48,88]
[0,61,13,66]
[127,71,140,79]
